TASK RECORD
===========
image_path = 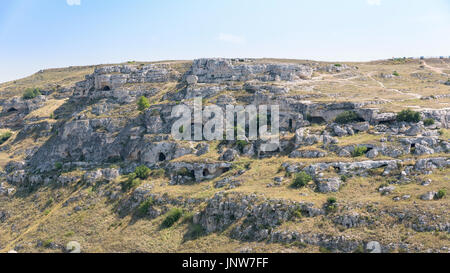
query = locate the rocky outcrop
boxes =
[1,95,47,114]
[167,162,232,184]
[188,59,313,83]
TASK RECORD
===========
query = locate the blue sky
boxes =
[1,0,449,83]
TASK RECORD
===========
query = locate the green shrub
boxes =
[334,64,342,67]
[236,140,248,152]
[327,197,337,205]
[137,197,154,217]
[121,173,142,191]
[352,146,368,157]
[161,208,183,228]
[436,189,446,199]
[137,96,150,112]
[397,109,421,123]
[424,118,435,126]
[392,71,400,77]
[54,162,63,170]
[23,88,41,100]
[0,131,12,145]
[335,111,362,124]
[291,171,312,189]
[326,197,338,213]
[134,165,151,179]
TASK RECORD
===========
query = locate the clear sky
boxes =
[1,0,450,83]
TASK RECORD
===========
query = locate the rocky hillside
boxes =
[0,58,449,253]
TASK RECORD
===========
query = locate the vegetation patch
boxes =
[397,109,421,123]
[291,172,312,189]
[137,197,154,217]
[0,131,12,145]
[137,96,150,112]
[161,208,183,228]
[335,111,363,124]
[424,118,435,126]
[23,88,41,100]
[134,165,151,179]
[351,146,368,157]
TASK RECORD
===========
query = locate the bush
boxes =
[397,109,421,123]
[326,197,338,213]
[335,111,362,124]
[121,173,142,191]
[327,197,337,205]
[0,131,12,145]
[436,189,446,199]
[161,208,183,228]
[351,146,368,157]
[134,165,151,179]
[54,162,63,170]
[236,140,248,152]
[424,118,435,126]
[291,172,312,189]
[137,96,150,112]
[23,88,41,100]
[392,71,400,77]
[137,197,154,217]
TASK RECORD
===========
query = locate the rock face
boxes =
[188,58,313,83]
[74,64,181,97]
[167,162,232,184]
[1,96,47,114]
[193,193,324,239]
[316,177,342,193]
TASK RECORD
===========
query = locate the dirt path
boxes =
[422,61,448,76]
[366,71,422,99]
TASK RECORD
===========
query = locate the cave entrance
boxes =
[102,86,111,91]
[7,107,18,112]
[203,169,210,177]
[308,116,326,125]
[158,152,166,162]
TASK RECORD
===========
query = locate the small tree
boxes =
[134,165,151,180]
[436,189,447,199]
[424,118,435,126]
[137,197,154,217]
[291,171,312,189]
[23,88,41,100]
[161,208,183,228]
[137,96,150,112]
[352,146,368,157]
[397,109,421,123]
